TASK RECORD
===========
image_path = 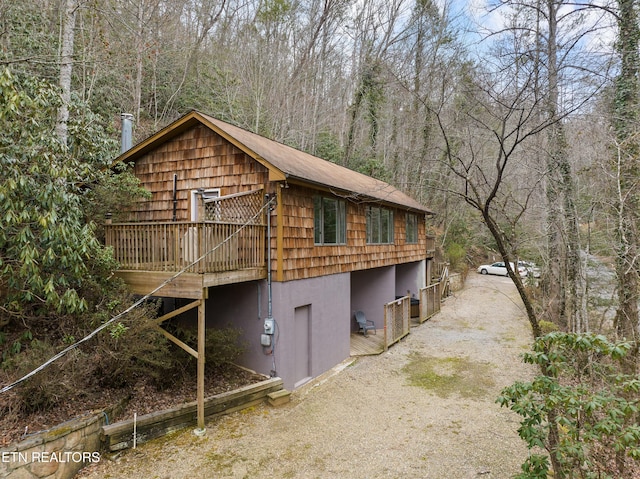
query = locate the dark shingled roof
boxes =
[117,110,433,214]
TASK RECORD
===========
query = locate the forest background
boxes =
[1,0,640,477]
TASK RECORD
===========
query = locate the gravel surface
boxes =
[78,274,536,479]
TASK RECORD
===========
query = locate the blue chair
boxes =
[355,311,376,337]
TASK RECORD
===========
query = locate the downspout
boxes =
[172,174,178,222]
[262,193,277,377]
[267,194,273,320]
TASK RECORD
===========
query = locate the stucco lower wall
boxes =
[395,261,426,298]
[203,276,351,390]
[204,281,268,379]
[270,274,351,390]
[350,266,396,331]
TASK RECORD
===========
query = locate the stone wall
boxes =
[0,377,284,479]
[449,273,463,292]
[0,411,105,479]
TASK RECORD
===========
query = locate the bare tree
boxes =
[542,1,589,333]
[612,0,640,371]
[56,0,80,146]
[479,0,610,333]
[430,63,552,337]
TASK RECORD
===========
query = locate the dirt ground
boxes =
[77,273,536,479]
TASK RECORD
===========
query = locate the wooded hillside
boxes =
[2,1,640,476]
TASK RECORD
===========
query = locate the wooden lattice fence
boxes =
[418,283,441,323]
[203,189,265,224]
[383,296,410,350]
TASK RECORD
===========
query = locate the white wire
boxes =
[0,196,276,394]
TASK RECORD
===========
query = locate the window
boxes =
[314,196,346,245]
[406,213,418,244]
[366,205,394,244]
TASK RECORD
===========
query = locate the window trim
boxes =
[191,188,220,221]
[314,196,347,245]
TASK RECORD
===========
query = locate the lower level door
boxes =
[294,305,311,387]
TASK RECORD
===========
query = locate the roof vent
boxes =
[120,113,134,153]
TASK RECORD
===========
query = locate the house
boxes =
[106,111,436,422]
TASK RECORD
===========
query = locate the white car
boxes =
[477,262,527,277]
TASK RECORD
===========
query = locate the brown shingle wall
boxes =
[127,125,269,221]
[277,185,427,282]
[124,125,426,282]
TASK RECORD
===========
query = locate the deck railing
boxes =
[104,221,266,274]
[383,296,411,350]
[418,283,441,323]
[435,263,450,298]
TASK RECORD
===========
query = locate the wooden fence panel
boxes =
[418,283,441,323]
[383,296,410,350]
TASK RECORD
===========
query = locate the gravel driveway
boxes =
[78,273,536,479]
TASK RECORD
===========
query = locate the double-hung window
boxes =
[314,196,346,245]
[406,213,418,244]
[366,205,394,244]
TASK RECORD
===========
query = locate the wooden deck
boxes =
[114,267,267,299]
[104,221,265,274]
[104,218,267,299]
[350,330,385,356]
[350,312,425,357]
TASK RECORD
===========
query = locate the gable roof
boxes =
[116,110,433,214]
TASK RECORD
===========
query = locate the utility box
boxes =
[264,317,275,335]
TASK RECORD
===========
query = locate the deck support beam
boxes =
[151,299,201,359]
[144,292,209,433]
[196,287,207,432]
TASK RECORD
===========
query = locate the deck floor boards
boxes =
[350,330,384,356]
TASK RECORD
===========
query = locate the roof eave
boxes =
[285,175,434,214]
[114,111,287,181]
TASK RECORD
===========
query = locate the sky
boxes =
[448,0,618,57]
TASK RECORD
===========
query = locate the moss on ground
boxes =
[402,352,495,398]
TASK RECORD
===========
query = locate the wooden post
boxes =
[276,188,284,282]
[383,306,388,352]
[196,288,207,432]
[197,188,205,221]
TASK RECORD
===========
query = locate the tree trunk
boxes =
[545,0,587,333]
[55,0,78,147]
[613,0,640,373]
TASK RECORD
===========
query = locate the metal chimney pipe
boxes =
[120,113,134,153]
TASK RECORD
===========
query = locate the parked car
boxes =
[477,262,527,277]
[518,260,541,278]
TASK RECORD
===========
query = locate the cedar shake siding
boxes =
[276,184,427,282]
[126,124,270,222]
